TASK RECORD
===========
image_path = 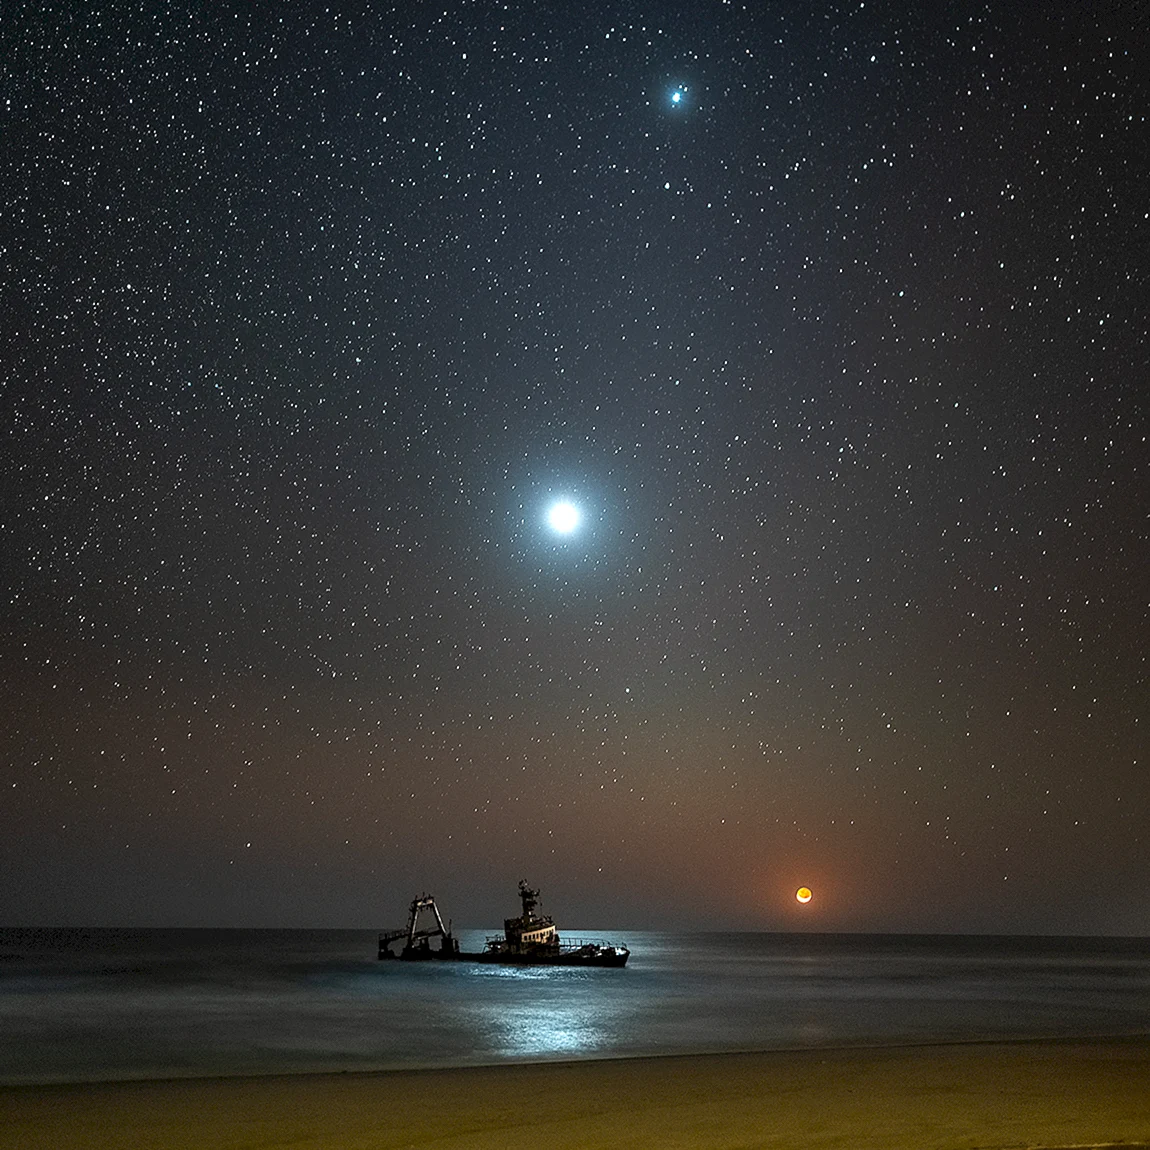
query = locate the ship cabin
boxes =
[497,880,560,953]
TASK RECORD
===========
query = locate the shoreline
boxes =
[4,1029,1150,1090]
[3,1038,1149,1149]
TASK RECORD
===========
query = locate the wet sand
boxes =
[2,1039,1148,1149]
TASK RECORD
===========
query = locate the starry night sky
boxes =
[2,2,1146,933]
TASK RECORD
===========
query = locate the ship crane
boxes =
[378,894,457,959]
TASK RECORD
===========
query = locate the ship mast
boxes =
[517,879,541,919]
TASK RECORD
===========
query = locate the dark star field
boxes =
[1,2,1146,933]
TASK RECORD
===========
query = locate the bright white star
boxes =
[671,91,681,104]
[546,501,581,534]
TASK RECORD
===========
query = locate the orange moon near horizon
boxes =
[796,887,813,904]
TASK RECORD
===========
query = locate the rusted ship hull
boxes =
[475,942,629,967]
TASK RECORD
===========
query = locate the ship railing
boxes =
[558,938,624,951]
[483,935,622,951]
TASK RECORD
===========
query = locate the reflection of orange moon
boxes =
[796,887,813,904]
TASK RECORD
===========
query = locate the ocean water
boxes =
[1,929,1147,1085]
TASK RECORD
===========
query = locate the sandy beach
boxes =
[2,1039,1148,1150]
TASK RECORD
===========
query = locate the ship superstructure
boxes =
[485,880,559,956]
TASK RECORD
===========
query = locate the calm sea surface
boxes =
[1,929,1148,1084]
